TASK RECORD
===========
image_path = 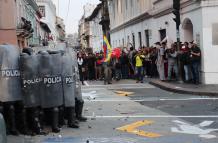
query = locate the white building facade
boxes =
[108,0,218,84]
[86,4,103,53]
[78,3,97,50]
[36,0,58,43]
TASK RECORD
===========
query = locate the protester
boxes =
[180,42,191,82]
[134,50,145,83]
[103,59,112,85]
[114,57,122,80]
[77,53,85,85]
[87,53,96,80]
[128,47,136,77]
[143,48,152,78]
[149,47,158,78]
[120,51,129,79]
[166,44,178,81]
[95,53,103,80]
[156,42,166,81]
[190,42,201,84]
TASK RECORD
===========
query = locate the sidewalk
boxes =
[149,79,218,96]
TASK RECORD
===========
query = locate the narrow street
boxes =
[8,80,218,143]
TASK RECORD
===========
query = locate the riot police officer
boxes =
[0,44,23,135]
[71,49,87,122]
[38,51,64,133]
[20,49,45,135]
[61,51,79,128]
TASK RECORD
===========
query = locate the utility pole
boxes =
[173,0,181,51]
[99,0,110,43]
[173,0,182,82]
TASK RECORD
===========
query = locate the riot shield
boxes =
[20,53,41,107]
[38,52,63,108]
[62,53,75,107]
[72,50,83,102]
[0,45,22,102]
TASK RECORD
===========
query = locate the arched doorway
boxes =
[182,18,194,42]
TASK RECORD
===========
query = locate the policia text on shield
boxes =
[0,44,87,135]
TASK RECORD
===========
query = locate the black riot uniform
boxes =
[20,51,45,135]
[0,44,23,135]
[61,51,79,128]
[71,50,87,122]
[38,51,64,133]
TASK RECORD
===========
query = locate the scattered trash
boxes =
[82,91,98,100]
[88,126,92,129]
[91,112,96,120]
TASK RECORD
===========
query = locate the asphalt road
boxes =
[7,80,218,143]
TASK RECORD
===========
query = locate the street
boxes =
[8,79,218,143]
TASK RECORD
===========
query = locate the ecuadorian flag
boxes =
[103,35,112,62]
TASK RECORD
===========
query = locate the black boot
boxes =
[39,109,44,129]
[31,108,46,135]
[75,100,87,122]
[51,107,60,133]
[58,106,66,128]
[67,107,79,128]
[18,108,29,135]
[7,104,19,135]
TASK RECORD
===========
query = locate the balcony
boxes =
[16,17,34,38]
[26,0,39,12]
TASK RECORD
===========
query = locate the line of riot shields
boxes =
[0,44,87,135]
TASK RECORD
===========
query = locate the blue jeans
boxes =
[184,65,190,81]
[135,66,143,82]
[191,61,200,83]
[168,62,178,80]
[121,65,129,79]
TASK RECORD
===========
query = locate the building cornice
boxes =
[110,12,152,34]
[110,0,203,34]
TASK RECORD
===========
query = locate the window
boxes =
[212,23,218,45]
[138,32,142,48]
[122,38,124,47]
[132,33,135,48]
[145,30,150,47]
[39,6,45,17]
[159,29,166,41]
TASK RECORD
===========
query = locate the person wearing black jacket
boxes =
[190,43,201,84]
[180,42,191,82]
[120,52,129,79]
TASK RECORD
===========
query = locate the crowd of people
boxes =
[77,41,201,85]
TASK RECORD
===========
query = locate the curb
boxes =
[149,80,218,96]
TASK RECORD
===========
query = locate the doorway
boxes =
[159,29,166,41]
[182,18,193,42]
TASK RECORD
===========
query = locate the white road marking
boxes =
[84,81,89,86]
[82,88,105,90]
[171,120,218,139]
[88,84,153,86]
[84,98,218,102]
[107,87,154,89]
[159,98,218,101]
[85,115,218,118]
